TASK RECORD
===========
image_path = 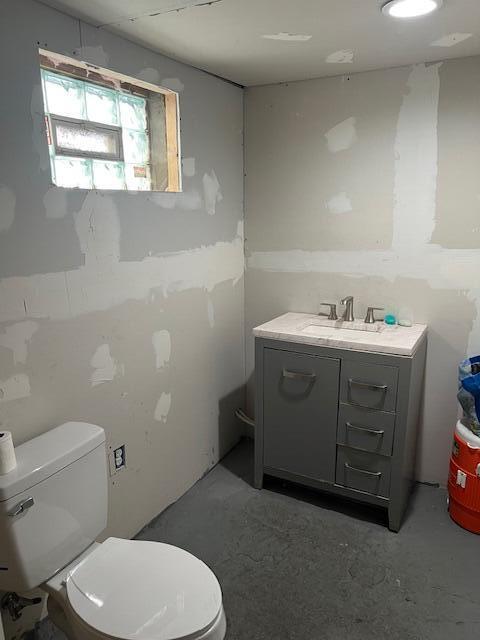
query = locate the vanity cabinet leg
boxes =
[254,467,263,489]
[388,505,402,533]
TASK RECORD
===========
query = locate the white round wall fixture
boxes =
[382,0,443,18]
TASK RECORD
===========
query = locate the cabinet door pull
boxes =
[348,379,387,393]
[346,422,385,437]
[282,368,316,382]
[345,463,382,478]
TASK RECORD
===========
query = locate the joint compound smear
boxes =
[90,343,122,387]
[327,192,353,215]
[207,297,215,328]
[152,330,171,369]
[262,33,312,42]
[326,50,354,64]
[431,33,473,48]
[154,392,171,422]
[0,193,244,324]
[0,321,38,365]
[203,170,223,215]
[325,117,357,153]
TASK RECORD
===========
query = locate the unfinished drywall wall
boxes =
[0,1,243,634]
[245,57,480,485]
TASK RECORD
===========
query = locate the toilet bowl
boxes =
[44,538,226,640]
[0,423,226,640]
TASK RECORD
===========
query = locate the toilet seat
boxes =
[65,538,224,640]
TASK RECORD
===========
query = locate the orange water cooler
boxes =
[448,420,480,534]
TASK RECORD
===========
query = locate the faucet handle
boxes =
[319,303,338,320]
[365,307,384,324]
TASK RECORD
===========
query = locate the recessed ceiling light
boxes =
[382,0,443,18]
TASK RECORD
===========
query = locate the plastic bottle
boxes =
[398,306,414,327]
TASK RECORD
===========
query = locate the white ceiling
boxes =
[41,0,480,86]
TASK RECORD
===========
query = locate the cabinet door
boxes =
[263,348,340,483]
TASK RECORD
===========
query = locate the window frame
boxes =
[39,48,181,193]
[49,114,124,162]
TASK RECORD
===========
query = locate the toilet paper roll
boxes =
[0,431,17,475]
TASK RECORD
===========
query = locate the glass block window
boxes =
[41,69,153,191]
[39,48,181,192]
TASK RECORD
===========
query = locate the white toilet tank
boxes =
[0,422,107,592]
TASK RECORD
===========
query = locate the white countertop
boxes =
[253,313,427,357]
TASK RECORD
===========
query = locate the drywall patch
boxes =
[90,343,122,387]
[248,242,480,292]
[43,188,68,219]
[149,190,202,210]
[0,374,31,403]
[326,50,354,64]
[138,67,160,83]
[392,63,440,251]
[249,64,443,279]
[262,33,312,42]
[325,117,357,153]
[152,330,171,369]
[0,185,15,233]
[236,219,244,241]
[161,78,184,93]
[207,296,215,328]
[431,33,473,48]
[0,321,39,365]
[0,234,244,322]
[327,192,353,215]
[203,170,223,215]
[182,157,196,177]
[0,194,244,323]
[154,392,172,422]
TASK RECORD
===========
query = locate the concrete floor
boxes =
[38,439,479,640]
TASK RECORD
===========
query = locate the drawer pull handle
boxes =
[346,422,385,437]
[348,379,387,393]
[345,463,382,478]
[282,368,316,382]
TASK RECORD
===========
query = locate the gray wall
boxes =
[0,0,244,581]
[245,57,480,485]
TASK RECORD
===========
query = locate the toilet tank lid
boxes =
[0,422,105,502]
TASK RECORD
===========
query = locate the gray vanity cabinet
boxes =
[254,335,427,532]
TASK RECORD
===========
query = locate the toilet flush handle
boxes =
[9,496,34,517]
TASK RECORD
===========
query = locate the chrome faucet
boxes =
[340,296,355,322]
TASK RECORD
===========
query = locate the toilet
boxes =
[0,422,226,640]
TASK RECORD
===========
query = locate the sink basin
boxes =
[301,318,386,335]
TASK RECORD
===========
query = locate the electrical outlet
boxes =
[109,445,126,475]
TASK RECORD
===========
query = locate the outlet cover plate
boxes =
[109,445,126,475]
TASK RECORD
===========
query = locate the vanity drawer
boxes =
[340,361,398,412]
[337,404,395,456]
[336,446,391,498]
